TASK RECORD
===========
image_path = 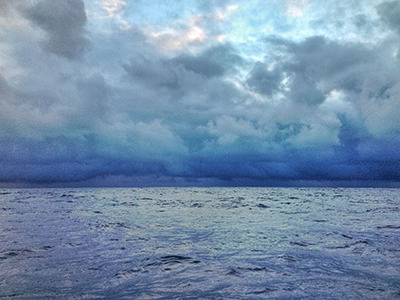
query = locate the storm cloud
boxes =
[0,0,399,186]
[24,0,89,59]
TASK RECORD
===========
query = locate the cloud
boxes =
[122,43,244,106]
[0,0,12,16]
[139,2,241,54]
[266,35,376,94]
[0,1,400,186]
[286,0,308,17]
[174,44,243,77]
[100,0,127,19]
[143,14,208,53]
[377,1,400,35]
[23,0,89,59]
[246,62,282,96]
[123,55,180,88]
[214,4,238,20]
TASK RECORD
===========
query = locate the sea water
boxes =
[0,188,399,299]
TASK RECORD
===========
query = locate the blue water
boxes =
[0,188,399,299]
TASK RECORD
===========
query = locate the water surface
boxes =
[0,188,399,299]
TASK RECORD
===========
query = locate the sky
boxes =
[0,0,400,187]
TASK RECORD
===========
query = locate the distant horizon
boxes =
[2,178,400,189]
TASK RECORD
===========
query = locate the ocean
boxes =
[0,187,399,299]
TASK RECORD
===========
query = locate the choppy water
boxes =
[0,188,400,299]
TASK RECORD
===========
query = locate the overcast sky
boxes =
[0,0,400,187]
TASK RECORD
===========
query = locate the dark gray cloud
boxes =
[0,1,400,186]
[246,62,282,96]
[175,44,243,77]
[123,43,242,95]
[266,35,376,97]
[23,0,89,59]
[377,1,400,34]
[0,74,11,98]
[282,36,372,79]
[123,55,180,88]
[121,42,244,123]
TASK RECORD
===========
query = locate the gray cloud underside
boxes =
[0,0,400,186]
[20,0,89,59]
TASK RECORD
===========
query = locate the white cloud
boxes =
[99,0,126,19]
[286,0,308,17]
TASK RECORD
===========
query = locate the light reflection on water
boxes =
[0,188,399,299]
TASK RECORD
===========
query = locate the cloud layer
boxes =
[0,0,399,186]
